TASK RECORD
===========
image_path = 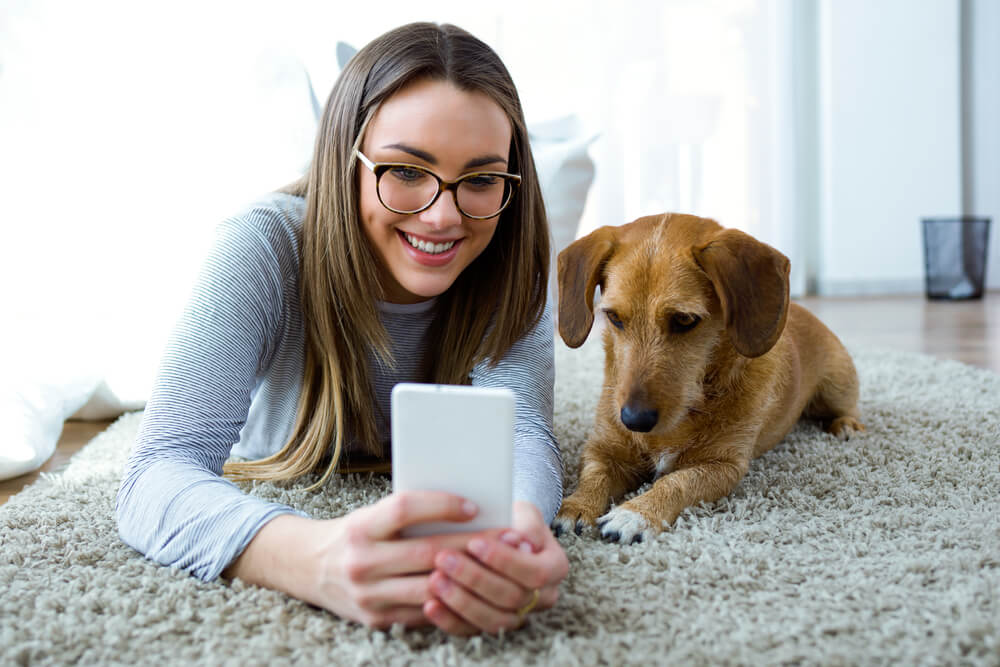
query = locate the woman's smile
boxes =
[398,229,463,266]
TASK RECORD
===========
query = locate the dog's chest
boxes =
[653,451,679,479]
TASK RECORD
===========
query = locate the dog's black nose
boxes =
[620,405,658,432]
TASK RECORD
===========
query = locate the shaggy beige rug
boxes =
[2,334,999,665]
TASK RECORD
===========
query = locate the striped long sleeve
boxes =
[471,303,562,523]
[115,202,306,581]
[116,193,562,582]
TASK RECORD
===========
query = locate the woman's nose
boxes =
[418,189,463,229]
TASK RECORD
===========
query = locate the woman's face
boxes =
[358,78,513,304]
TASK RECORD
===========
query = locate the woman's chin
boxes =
[381,272,457,304]
[403,278,453,301]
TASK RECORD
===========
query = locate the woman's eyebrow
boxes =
[382,143,436,163]
[381,143,507,170]
[464,154,508,170]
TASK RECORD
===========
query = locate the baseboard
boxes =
[815,277,926,296]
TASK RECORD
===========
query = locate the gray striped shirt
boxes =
[115,192,561,581]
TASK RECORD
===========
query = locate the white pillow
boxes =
[0,332,103,480]
[1,43,319,479]
[528,115,597,296]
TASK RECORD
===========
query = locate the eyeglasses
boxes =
[355,149,521,220]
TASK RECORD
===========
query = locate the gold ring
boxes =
[516,588,540,619]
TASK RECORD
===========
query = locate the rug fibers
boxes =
[2,336,999,666]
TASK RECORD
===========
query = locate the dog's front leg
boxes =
[553,444,645,537]
[598,455,749,543]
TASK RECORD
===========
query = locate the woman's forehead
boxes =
[364,79,512,163]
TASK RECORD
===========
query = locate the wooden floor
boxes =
[1,420,113,505]
[2,291,998,506]
[796,291,999,374]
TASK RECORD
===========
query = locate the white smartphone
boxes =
[391,383,515,537]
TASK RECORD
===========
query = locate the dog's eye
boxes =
[670,313,700,334]
[604,310,624,330]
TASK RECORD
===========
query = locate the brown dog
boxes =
[553,213,864,543]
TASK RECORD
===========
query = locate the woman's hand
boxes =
[423,500,569,635]
[313,491,509,629]
[225,490,488,631]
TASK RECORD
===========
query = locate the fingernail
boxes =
[432,576,451,595]
[500,531,520,547]
[441,554,458,573]
[519,541,533,554]
[462,501,478,517]
[468,538,487,557]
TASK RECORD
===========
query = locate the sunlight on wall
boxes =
[485,0,777,240]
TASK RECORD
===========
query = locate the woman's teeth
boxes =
[404,233,456,255]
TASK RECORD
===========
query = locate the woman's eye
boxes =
[463,174,501,189]
[605,310,624,330]
[670,313,700,334]
[388,166,427,183]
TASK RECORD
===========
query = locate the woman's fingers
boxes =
[432,549,527,611]
[509,500,549,551]
[475,502,570,601]
[359,605,431,630]
[427,571,521,634]
[465,537,548,591]
[343,530,494,580]
[347,574,433,610]
[422,598,480,636]
[461,511,568,616]
[361,491,478,540]
[331,570,433,629]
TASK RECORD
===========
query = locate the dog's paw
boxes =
[827,416,866,441]
[596,507,650,544]
[551,515,588,538]
[553,495,606,537]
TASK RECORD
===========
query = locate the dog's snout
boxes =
[620,404,658,432]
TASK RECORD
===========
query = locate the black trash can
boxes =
[921,217,991,300]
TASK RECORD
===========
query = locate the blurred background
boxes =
[0,0,997,426]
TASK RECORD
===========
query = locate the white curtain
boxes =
[492,0,805,295]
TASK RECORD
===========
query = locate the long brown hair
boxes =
[224,23,550,489]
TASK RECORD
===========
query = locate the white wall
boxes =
[964,0,1000,290]
[816,0,964,295]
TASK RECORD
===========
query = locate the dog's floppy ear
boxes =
[557,226,618,348]
[693,229,790,358]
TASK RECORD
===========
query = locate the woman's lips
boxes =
[397,229,462,266]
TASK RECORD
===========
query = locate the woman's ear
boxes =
[557,226,619,348]
[692,229,790,358]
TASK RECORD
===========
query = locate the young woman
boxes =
[115,23,568,635]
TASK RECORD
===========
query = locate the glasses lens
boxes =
[377,166,439,213]
[456,174,512,218]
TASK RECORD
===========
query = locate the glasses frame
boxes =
[355,149,521,220]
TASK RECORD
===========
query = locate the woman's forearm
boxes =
[116,456,301,581]
[222,513,324,606]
